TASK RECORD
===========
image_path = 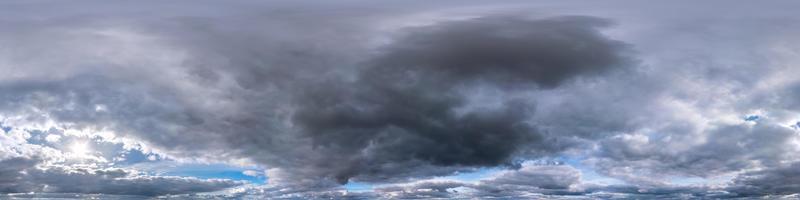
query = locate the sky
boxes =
[2,0,800,199]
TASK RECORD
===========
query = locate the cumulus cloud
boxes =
[0,127,242,197]
[0,157,241,196]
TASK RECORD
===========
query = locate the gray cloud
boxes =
[586,120,797,188]
[0,157,241,196]
[288,15,629,183]
[365,15,628,88]
[331,164,721,199]
[482,165,580,190]
[727,162,800,197]
[3,0,800,198]
[1,8,631,187]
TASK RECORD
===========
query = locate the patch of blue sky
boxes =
[0,122,11,133]
[158,163,266,184]
[343,181,374,192]
[448,167,504,181]
[344,167,504,192]
[744,115,760,122]
[113,149,159,165]
[21,129,49,145]
[559,155,624,185]
[348,156,627,193]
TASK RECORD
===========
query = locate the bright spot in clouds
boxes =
[242,170,259,177]
[45,134,61,143]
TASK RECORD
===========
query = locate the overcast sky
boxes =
[2,0,800,199]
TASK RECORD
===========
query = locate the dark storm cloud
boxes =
[367,15,627,88]
[289,15,630,183]
[0,8,631,191]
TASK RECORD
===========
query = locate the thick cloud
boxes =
[367,164,586,199]
[0,157,241,196]
[338,164,718,199]
[365,16,627,88]
[482,165,581,190]
[585,120,798,187]
[0,127,242,197]
[3,0,800,198]
[289,15,629,183]
[727,162,800,196]
[2,6,631,186]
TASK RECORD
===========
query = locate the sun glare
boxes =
[70,142,91,157]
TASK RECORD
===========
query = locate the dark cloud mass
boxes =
[290,15,629,183]
[368,16,626,88]
[2,0,800,199]
[0,3,632,195]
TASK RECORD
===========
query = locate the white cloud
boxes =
[44,134,61,143]
[242,170,260,177]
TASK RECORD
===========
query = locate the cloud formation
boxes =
[0,129,242,196]
[0,157,241,196]
[2,0,800,198]
[289,15,630,183]
[727,162,800,197]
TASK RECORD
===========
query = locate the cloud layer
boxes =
[2,0,800,198]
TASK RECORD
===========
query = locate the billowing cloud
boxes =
[0,157,241,196]
[1,3,630,185]
[2,0,800,198]
[0,127,241,197]
[289,15,630,183]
